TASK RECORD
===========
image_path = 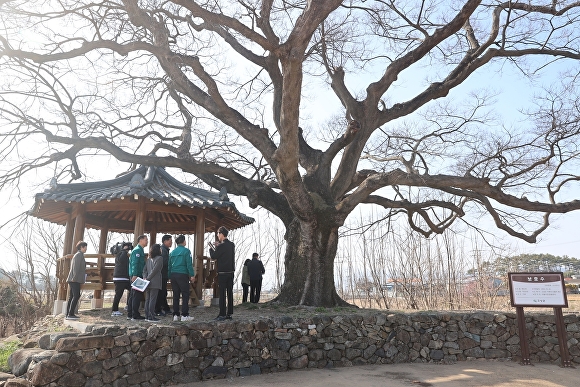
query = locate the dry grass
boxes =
[342,294,580,315]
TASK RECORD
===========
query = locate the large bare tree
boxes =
[2,0,580,306]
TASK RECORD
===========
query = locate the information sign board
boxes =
[508,272,568,307]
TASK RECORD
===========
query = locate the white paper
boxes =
[131,277,150,292]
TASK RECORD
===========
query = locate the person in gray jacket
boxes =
[241,259,250,303]
[66,241,87,320]
[143,244,163,322]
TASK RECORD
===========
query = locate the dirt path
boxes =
[186,361,576,387]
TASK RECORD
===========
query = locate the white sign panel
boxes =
[508,272,567,307]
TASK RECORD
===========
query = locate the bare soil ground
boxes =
[75,294,580,326]
[77,302,371,326]
[191,361,578,387]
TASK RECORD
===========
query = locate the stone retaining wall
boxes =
[10,311,580,387]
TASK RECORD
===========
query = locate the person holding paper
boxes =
[143,244,163,322]
[169,235,195,322]
[129,234,148,320]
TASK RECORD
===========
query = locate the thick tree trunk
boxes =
[275,217,350,306]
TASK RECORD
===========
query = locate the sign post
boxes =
[508,272,572,367]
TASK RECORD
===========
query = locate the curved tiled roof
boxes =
[30,166,254,233]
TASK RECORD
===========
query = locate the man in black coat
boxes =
[111,242,133,316]
[248,252,265,303]
[155,234,172,316]
[209,226,235,320]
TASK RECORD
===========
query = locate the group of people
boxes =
[111,234,196,322]
[64,226,264,322]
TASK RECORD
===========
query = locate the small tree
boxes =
[0,216,61,313]
[0,281,38,337]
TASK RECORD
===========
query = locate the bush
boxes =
[0,340,21,372]
[566,284,579,294]
[0,284,41,337]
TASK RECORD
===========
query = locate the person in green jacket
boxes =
[129,234,148,320]
[169,235,195,322]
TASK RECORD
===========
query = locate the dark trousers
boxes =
[112,281,131,312]
[155,278,170,314]
[242,283,249,303]
[66,281,81,317]
[130,288,143,318]
[171,273,190,317]
[218,273,234,317]
[145,288,159,319]
[250,279,262,303]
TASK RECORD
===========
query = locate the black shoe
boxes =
[65,315,80,320]
[225,315,232,320]
[155,311,167,317]
[132,316,145,321]
[145,317,160,322]
[215,315,227,321]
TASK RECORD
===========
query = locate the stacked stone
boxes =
[7,312,580,387]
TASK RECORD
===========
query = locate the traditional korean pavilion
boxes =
[29,165,254,314]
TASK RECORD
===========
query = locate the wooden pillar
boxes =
[93,225,109,308]
[91,254,104,309]
[98,226,109,254]
[53,256,70,315]
[60,203,85,315]
[211,224,221,304]
[55,209,75,314]
[133,196,147,245]
[71,203,86,252]
[194,214,205,301]
[62,210,75,256]
[149,219,157,247]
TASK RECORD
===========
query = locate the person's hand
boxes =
[190,276,196,283]
[131,276,137,282]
